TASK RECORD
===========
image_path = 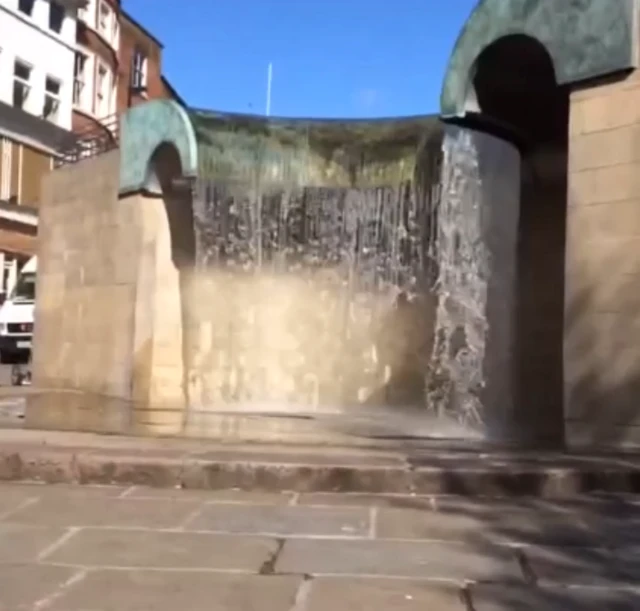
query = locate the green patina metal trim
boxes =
[441,0,638,117]
[187,109,442,188]
[119,99,198,194]
[120,103,444,191]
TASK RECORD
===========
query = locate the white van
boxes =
[0,256,36,363]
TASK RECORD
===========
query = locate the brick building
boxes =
[0,0,81,299]
[118,10,184,110]
[0,101,75,300]
[72,0,120,133]
[72,0,182,137]
[0,0,181,299]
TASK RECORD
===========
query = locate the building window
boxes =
[112,18,119,48]
[73,52,87,107]
[95,63,110,117]
[0,138,11,200]
[49,1,65,34]
[18,0,35,16]
[98,2,112,38]
[43,77,61,122]
[131,48,147,90]
[12,60,32,110]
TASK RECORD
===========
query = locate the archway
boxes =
[136,142,196,430]
[145,142,196,271]
[469,34,569,447]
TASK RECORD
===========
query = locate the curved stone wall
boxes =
[440,0,637,116]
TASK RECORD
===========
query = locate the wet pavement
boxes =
[0,482,639,610]
[0,364,28,426]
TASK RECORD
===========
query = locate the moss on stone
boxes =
[187,108,443,188]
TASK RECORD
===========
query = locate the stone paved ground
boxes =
[0,482,639,609]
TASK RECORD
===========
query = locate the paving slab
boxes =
[0,486,38,518]
[376,503,595,546]
[471,584,640,610]
[616,548,640,582]
[376,507,487,541]
[0,563,78,611]
[2,482,129,498]
[0,523,67,563]
[128,487,295,505]
[187,504,370,537]
[5,496,201,529]
[548,496,640,520]
[45,528,279,571]
[47,570,301,611]
[580,517,640,547]
[305,577,465,611]
[276,538,523,581]
[519,545,629,586]
[297,493,438,508]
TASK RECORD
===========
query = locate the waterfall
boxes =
[428,125,520,438]
[428,126,490,430]
[183,115,521,441]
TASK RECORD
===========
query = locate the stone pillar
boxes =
[130,189,188,436]
[27,152,140,434]
[565,71,640,447]
[475,131,520,443]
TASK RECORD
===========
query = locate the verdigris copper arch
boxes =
[119,99,198,195]
[440,0,638,117]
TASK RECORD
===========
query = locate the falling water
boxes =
[427,126,490,430]
[428,125,521,438]
[187,180,434,414]
[183,113,521,440]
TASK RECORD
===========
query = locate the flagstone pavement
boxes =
[0,481,639,609]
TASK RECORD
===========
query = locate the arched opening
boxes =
[143,143,196,426]
[468,35,569,447]
[146,142,196,270]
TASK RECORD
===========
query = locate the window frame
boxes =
[48,1,65,34]
[43,76,62,122]
[98,1,112,37]
[12,59,32,110]
[17,0,35,17]
[95,61,111,117]
[73,52,87,107]
[131,47,148,91]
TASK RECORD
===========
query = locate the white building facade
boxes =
[73,0,119,128]
[0,0,79,130]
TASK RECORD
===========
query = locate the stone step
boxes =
[0,428,639,496]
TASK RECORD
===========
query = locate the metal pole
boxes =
[266,62,273,116]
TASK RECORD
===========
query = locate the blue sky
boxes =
[124,0,477,118]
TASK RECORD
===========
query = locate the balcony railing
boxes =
[54,114,120,168]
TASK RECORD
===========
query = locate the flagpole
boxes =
[266,62,273,116]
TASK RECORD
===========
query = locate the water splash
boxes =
[428,125,520,437]
[428,126,490,429]
[187,181,435,413]
[184,123,520,441]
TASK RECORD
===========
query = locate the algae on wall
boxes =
[188,109,443,188]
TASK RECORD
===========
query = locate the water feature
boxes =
[187,181,435,411]
[183,112,521,441]
[428,125,520,440]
